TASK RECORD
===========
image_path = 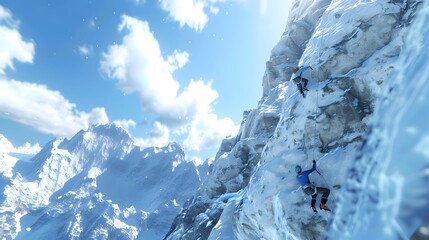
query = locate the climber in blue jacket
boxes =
[295,160,331,213]
[291,66,312,98]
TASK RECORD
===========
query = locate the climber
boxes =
[295,160,331,213]
[291,66,312,97]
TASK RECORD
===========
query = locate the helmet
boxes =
[295,165,302,173]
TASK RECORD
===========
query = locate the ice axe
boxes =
[313,160,322,175]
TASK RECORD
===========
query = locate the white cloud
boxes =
[134,121,171,149]
[113,119,137,132]
[159,0,207,31]
[0,5,34,74]
[15,142,42,154]
[0,79,109,137]
[183,113,238,151]
[158,0,233,31]
[0,6,111,139]
[0,5,12,21]
[76,44,93,56]
[0,5,19,28]
[167,50,190,69]
[100,15,196,121]
[101,15,238,150]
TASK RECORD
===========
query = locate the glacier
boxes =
[1,0,429,239]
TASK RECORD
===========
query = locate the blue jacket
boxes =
[296,162,316,186]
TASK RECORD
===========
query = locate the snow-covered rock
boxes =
[165,0,424,239]
[0,124,202,239]
[262,0,332,97]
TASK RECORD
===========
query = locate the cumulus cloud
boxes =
[158,0,233,31]
[113,119,137,132]
[15,142,42,154]
[0,5,18,28]
[100,15,204,121]
[0,79,109,137]
[0,5,34,74]
[168,50,190,70]
[101,15,238,150]
[0,6,110,138]
[134,121,171,149]
[183,113,238,151]
[159,0,207,31]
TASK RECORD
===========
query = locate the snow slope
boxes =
[0,124,203,239]
[164,0,424,239]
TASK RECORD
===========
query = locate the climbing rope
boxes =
[344,86,363,137]
[312,75,321,161]
[314,80,362,204]
[318,169,339,202]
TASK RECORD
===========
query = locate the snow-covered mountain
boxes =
[2,0,428,239]
[0,124,204,239]
[164,0,426,240]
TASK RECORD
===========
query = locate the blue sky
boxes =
[0,0,292,161]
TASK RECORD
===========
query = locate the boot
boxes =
[311,199,318,214]
[320,204,331,212]
[320,198,331,212]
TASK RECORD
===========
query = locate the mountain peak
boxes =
[2,124,202,239]
[0,134,14,153]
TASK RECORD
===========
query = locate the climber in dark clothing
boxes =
[291,66,312,97]
[295,160,331,213]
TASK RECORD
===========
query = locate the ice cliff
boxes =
[164,0,426,239]
[0,124,203,239]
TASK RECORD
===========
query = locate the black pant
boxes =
[311,187,330,206]
[297,78,309,94]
